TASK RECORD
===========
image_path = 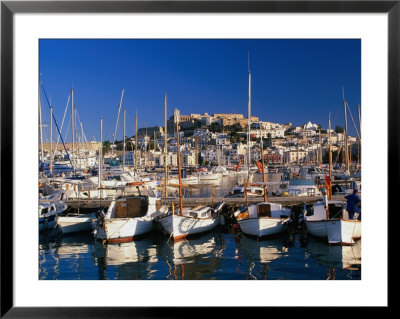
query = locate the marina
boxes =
[37,39,362,281]
[39,174,361,280]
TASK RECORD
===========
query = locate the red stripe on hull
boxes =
[330,238,361,246]
[106,236,133,243]
[173,234,188,242]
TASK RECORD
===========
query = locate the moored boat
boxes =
[92,185,161,243]
[156,203,224,242]
[303,200,361,245]
[39,198,68,232]
[56,212,97,234]
[234,202,291,237]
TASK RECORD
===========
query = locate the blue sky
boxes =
[39,39,361,142]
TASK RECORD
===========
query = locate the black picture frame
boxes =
[1,0,394,317]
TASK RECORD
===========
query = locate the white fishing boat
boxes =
[93,185,161,243]
[232,59,291,238]
[156,203,224,242]
[155,116,224,242]
[234,202,291,237]
[56,212,97,234]
[39,198,68,231]
[303,112,361,246]
[303,200,361,245]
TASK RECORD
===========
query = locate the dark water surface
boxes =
[39,173,361,280]
[39,227,361,280]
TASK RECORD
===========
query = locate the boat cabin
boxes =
[305,201,347,221]
[113,196,149,218]
[236,203,289,220]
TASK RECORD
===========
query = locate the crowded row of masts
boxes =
[39,81,102,175]
[342,88,361,173]
[41,81,360,184]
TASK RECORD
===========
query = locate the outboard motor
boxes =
[298,203,306,226]
[96,210,106,228]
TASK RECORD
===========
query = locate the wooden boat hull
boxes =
[158,214,219,241]
[56,215,95,234]
[305,219,361,245]
[95,217,154,243]
[238,217,290,237]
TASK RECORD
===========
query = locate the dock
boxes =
[64,194,347,210]
[160,195,346,207]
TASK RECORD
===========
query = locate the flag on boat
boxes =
[236,161,242,172]
[256,161,264,174]
[325,174,331,187]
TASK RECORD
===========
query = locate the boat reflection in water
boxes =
[305,237,361,280]
[55,234,91,256]
[235,233,291,280]
[39,233,94,280]
[92,235,158,279]
[157,231,224,280]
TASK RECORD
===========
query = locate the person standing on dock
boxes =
[345,189,361,220]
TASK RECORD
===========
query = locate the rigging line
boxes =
[346,102,360,138]
[40,83,74,169]
[75,109,88,147]
[63,117,71,151]
[333,143,343,167]
[55,93,71,152]
[112,89,125,154]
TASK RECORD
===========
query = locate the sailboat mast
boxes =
[319,128,322,165]
[261,127,267,202]
[195,135,198,168]
[71,88,75,171]
[99,117,103,189]
[148,135,151,170]
[176,118,183,216]
[164,94,168,198]
[134,113,138,173]
[38,80,44,163]
[357,104,361,170]
[80,121,84,161]
[328,113,332,200]
[50,106,53,174]
[342,88,349,172]
[247,59,251,180]
[123,109,126,172]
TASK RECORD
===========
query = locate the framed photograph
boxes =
[1,0,395,316]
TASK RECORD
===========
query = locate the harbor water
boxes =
[39,173,361,280]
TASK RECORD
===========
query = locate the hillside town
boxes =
[40,108,360,173]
